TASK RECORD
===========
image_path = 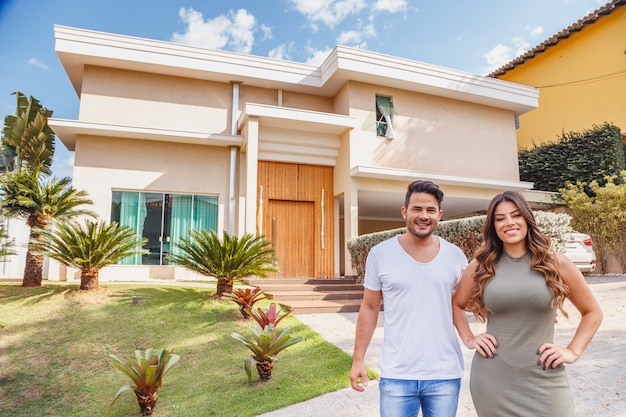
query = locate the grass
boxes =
[0,282,364,417]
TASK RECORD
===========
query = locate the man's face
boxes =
[401,192,443,239]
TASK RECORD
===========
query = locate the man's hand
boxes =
[349,360,369,392]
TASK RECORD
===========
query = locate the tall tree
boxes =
[1,92,55,174]
[0,170,94,286]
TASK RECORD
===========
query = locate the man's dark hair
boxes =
[404,180,444,209]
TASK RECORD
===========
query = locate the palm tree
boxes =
[32,219,147,290]
[1,92,55,174]
[168,229,278,297]
[0,170,94,287]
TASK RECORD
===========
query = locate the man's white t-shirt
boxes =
[364,235,467,380]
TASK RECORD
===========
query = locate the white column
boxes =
[245,117,259,235]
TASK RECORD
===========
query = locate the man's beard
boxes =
[407,222,434,239]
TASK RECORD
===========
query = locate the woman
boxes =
[452,191,603,417]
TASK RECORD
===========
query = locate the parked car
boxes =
[563,232,596,274]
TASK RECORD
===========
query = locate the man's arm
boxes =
[349,288,382,391]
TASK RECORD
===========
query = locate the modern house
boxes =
[489,0,626,148]
[36,25,541,281]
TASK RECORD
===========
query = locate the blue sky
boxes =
[0,0,606,179]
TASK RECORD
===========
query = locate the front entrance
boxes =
[257,161,334,278]
[267,200,315,277]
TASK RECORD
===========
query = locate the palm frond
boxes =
[31,219,147,270]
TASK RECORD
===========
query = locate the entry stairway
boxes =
[245,277,382,314]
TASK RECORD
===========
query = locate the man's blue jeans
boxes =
[379,377,461,417]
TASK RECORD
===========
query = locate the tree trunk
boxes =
[80,269,99,291]
[215,277,234,297]
[22,232,44,287]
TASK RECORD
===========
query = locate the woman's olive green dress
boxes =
[470,253,575,417]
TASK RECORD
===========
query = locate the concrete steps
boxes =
[245,277,381,314]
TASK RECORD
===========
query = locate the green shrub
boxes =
[518,123,624,193]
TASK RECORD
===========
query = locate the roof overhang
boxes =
[238,103,358,135]
[351,165,534,191]
[54,25,538,117]
[48,118,243,151]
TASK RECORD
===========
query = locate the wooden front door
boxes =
[267,200,315,277]
[257,161,334,278]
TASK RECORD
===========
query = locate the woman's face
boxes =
[493,200,528,247]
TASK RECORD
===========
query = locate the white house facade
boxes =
[19,25,542,281]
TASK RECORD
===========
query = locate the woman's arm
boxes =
[538,254,603,369]
[452,260,498,358]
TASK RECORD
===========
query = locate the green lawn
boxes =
[0,282,358,417]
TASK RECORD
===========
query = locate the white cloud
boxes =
[372,0,408,13]
[481,35,532,74]
[268,43,294,61]
[528,25,544,38]
[337,29,362,44]
[305,46,333,66]
[28,58,48,70]
[337,22,376,48]
[483,43,513,72]
[511,36,530,56]
[171,8,265,54]
[287,0,367,28]
[260,24,273,41]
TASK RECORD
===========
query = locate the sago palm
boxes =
[168,229,278,297]
[32,219,147,290]
[0,169,94,286]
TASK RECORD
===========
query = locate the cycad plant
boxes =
[107,348,180,416]
[168,230,278,297]
[231,323,304,382]
[31,219,146,290]
[223,287,268,318]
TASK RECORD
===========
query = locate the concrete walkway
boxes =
[257,275,626,417]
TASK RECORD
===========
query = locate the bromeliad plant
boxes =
[107,348,180,416]
[231,323,304,382]
[249,302,291,329]
[224,287,268,319]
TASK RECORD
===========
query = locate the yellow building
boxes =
[490,0,626,149]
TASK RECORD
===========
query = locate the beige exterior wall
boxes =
[346,81,521,181]
[282,90,335,113]
[236,85,335,114]
[359,219,405,235]
[497,7,626,148]
[72,135,231,228]
[79,66,232,133]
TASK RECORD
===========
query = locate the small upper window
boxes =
[376,95,395,139]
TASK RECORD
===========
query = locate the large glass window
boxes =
[111,191,218,265]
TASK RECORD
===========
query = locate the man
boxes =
[349,180,468,417]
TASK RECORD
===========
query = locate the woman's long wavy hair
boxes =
[470,191,570,321]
